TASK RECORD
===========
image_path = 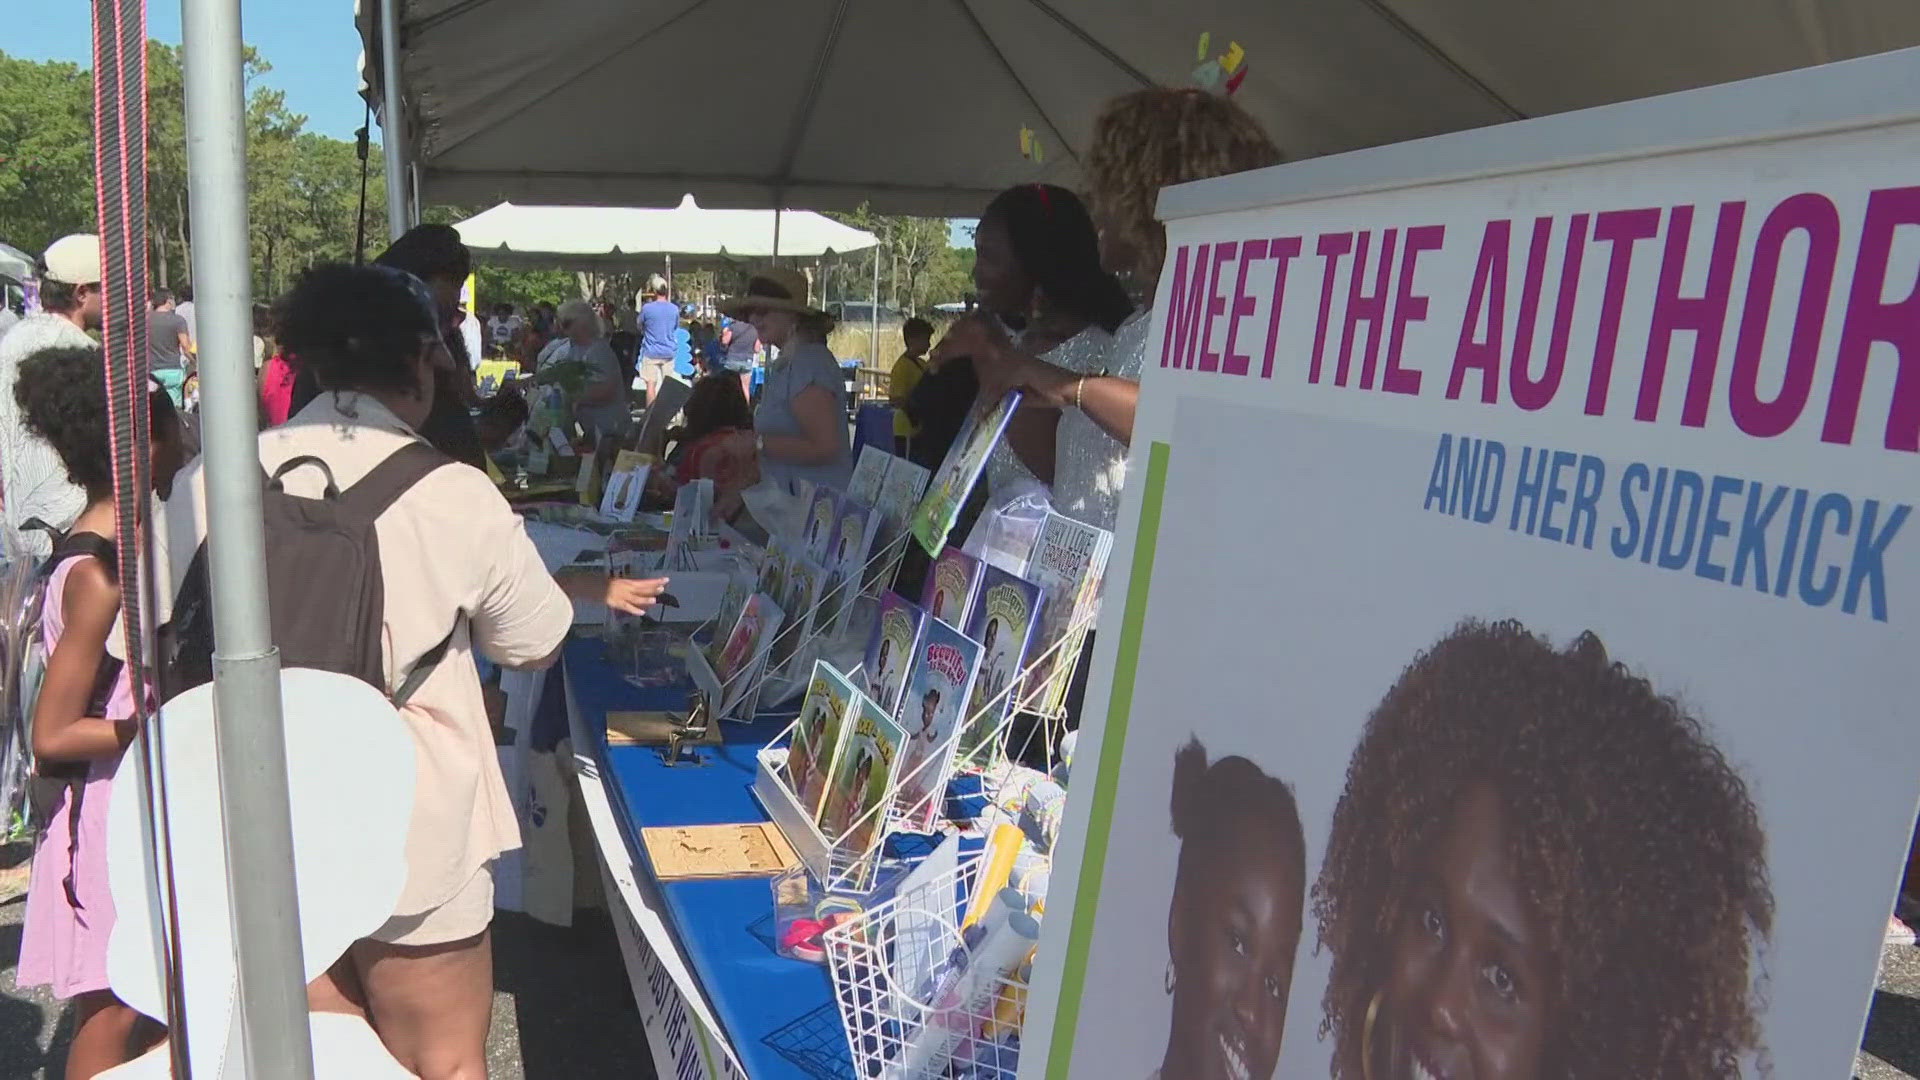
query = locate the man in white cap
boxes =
[0,234,101,558]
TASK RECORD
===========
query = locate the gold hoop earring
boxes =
[1360,989,1386,1080]
[1164,961,1176,995]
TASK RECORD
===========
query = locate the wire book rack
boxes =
[823,853,1033,1079]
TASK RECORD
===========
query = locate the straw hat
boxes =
[720,267,822,319]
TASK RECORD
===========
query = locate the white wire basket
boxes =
[823,854,1035,1079]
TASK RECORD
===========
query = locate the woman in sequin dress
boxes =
[968,184,1135,500]
[944,89,1282,535]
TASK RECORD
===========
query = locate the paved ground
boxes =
[0,827,1913,1080]
[0,838,653,1079]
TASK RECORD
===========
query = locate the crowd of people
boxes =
[0,83,1309,1079]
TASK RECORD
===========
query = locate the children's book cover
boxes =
[819,693,905,855]
[859,592,926,716]
[894,619,982,832]
[959,566,1046,761]
[1020,513,1113,715]
[847,445,891,507]
[713,593,782,715]
[786,661,857,818]
[920,546,984,629]
[908,390,1020,556]
[803,486,841,562]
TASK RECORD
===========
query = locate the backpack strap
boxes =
[343,441,455,519]
[45,533,119,584]
[392,621,459,708]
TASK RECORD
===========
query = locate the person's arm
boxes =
[469,481,575,671]
[33,561,138,763]
[946,314,1139,448]
[760,384,843,465]
[178,328,197,368]
[999,403,1059,483]
[554,567,670,615]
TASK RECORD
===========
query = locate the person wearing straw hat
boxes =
[720,268,851,495]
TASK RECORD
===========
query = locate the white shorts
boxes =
[370,862,495,947]
[640,357,673,383]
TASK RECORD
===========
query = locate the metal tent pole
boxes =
[380,0,410,241]
[179,0,316,1073]
[870,245,879,369]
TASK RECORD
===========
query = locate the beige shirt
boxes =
[156,391,573,917]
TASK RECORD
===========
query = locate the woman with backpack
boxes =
[155,264,612,1079]
[12,345,183,1078]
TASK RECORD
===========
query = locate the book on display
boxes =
[848,445,891,507]
[785,661,858,818]
[825,497,880,635]
[819,693,906,855]
[770,542,827,675]
[920,547,985,630]
[712,593,783,716]
[1020,512,1113,716]
[866,455,932,589]
[803,486,841,562]
[958,565,1046,762]
[894,618,983,832]
[859,591,927,716]
[908,390,1021,556]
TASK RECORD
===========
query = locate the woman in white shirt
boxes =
[541,298,629,438]
[943,89,1282,534]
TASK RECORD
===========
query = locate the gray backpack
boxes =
[159,441,457,705]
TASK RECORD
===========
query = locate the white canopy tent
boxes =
[354,0,1920,218]
[0,242,35,284]
[452,196,879,267]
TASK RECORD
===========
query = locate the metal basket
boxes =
[822,854,1032,1079]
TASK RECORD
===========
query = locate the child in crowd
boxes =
[13,345,182,1079]
[890,317,933,456]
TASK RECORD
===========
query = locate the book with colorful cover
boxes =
[865,456,932,590]
[1020,512,1114,716]
[920,546,984,629]
[859,591,926,716]
[847,445,891,507]
[786,661,857,818]
[819,693,906,855]
[705,576,751,668]
[894,618,983,832]
[771,543,827,674]
[713,593,783,716]
[803,486,841,562]
[825,497,880,635]
[958,566,1046,762]
[909,390,1021,556]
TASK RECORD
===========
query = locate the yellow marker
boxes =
[1222,41,1245,73]
[1032,138,1045,165]
[961,824,1025,931]
[484,454,506,484]
[1019,125,1034,158]
[1197,31,1211,61]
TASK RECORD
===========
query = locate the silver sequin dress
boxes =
[985,325,1117,499]
[1053,309,1150,533]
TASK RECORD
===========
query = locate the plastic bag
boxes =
[963,480,1051,576]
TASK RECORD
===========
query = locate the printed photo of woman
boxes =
[1312,619,1774,1080]
[1155,737,1306,1080]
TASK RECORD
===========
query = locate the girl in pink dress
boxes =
[13,346,182,1078]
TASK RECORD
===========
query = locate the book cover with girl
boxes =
[894,619,982,832]
[13,346,183,1076]
[920,546,984,629]
[713,593,782,716]
[865,455,932,591]
[771,545,827,676]
[908,390,1021,556]
[959,565,1046,763]
[847,445,891,507]
[819,697,905,855]
[860,591,926,716]
[785,661,856,818]
[1020,512,1112,716]
[826,497,878,635]
[803,485,840,562]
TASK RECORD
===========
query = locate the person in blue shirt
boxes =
[637,285,681,405]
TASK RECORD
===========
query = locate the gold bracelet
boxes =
[1074,374,1088,411]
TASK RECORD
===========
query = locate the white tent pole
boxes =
[180,0,317,1073]
[380,0,409,241]
[665,252,673,298]
[773,208,782,262]
[870,244,879,368]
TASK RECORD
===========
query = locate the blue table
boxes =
[561,636,849,1080]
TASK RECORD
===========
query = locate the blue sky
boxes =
[7,6,976,246]
[8,2,369,138]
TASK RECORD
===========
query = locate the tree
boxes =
[0,51,96,261]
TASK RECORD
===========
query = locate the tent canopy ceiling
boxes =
[357,0,1920,218]
[451,195,880,269]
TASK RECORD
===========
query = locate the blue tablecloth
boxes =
[560,636,846,1079]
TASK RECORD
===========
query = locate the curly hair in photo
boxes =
[1312,619,1773,1079]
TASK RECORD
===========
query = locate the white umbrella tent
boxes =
[453,196,878,266]
[354,0,1920,217]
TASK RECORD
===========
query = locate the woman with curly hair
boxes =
[1312,620,1774,1080]
[1156,737,1307,1080]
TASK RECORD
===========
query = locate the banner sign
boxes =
[1027,66,1919,1080]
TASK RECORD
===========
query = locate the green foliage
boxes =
[821,208,974,316]
[0,44,387,299]
[475,264,578,310]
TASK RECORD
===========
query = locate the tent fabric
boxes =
[452,196,879,268]
[357,0,1920,217]
[0,243,35,284]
